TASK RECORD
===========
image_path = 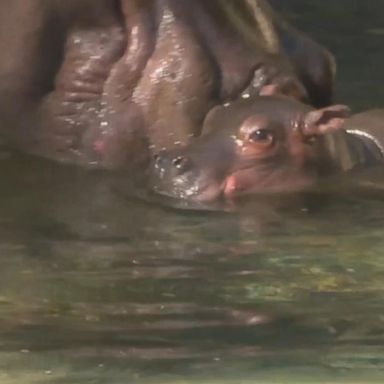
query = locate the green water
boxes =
[1,1,384,383]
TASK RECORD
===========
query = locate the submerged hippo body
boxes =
[151,97,384,203]
[0,0,335,169]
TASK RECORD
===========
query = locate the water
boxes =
[272,0,384,110]
[1,2,384,383]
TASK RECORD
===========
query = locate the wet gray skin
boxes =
[151,95,352,202]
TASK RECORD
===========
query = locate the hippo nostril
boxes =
[153,150,167,169]
[172,156,191,173]
[172,156,184,168]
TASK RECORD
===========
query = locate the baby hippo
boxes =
[150,96,375,202]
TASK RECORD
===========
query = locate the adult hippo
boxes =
[151,96,384,203]
[0,0,335,169]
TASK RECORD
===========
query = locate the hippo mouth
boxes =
[151,161,317,204]
[221,166,317,199]
[151,172,227,203]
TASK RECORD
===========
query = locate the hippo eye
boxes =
[248,129,274,145]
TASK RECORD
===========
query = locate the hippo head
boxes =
[150,96,350,202]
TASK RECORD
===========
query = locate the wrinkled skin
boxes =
[151,95,359,202]
[0,0,335,169]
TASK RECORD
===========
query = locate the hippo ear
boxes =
[303,105,351,136]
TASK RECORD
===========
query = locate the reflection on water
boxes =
[1,1,384,383]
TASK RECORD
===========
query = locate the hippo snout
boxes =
[150,145,229,202]
[151,150,197,199]
[153,151,192,178]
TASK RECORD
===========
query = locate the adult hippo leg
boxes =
[37,2,129,166]
[0,0,129,166]
[0,0,66,152]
